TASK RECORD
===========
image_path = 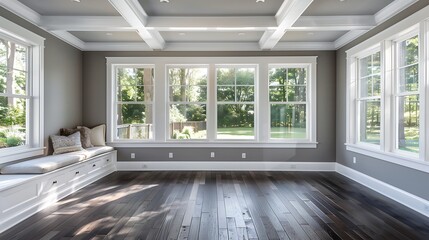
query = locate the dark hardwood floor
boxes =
[1,171,429,240]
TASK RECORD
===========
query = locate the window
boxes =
[168,66,208,140]
[269,66,307,140]
[0,16,44,163]
[395,35,419,153]
[216,66,255,140]
[357,51,381,145]
[106,57,317,148]
[346,11,429,170]
[115,66,154,140]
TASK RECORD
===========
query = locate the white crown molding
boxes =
[0,0,41,25]
[336,163,429,218]
[375,0,418,25]
[292,16,375,31]
[334,30,369,49]
[117,161,336,171]
[83,42,151,51]
[41,16,132,31]
[147,16,277,29]
[108,0,164,50]
[274,42,335,51]
[259,0,313,50]
[164,42,260,51]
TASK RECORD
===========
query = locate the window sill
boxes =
[0,147,45,164]
[345,144,429,173]
[108,141,318,149]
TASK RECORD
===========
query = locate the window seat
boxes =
[0,147,117,234]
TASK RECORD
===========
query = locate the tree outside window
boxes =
[0,38,28,148]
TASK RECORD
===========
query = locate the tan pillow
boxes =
[78,124,106,146]
[60,127,93,148]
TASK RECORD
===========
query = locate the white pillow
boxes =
[79,124,106,146]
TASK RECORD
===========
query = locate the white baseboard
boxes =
[116,161,336,171]
[336,163,429,218]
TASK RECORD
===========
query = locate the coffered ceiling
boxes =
[0,0,418,51]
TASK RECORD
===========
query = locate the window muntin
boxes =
[269,67,307,140]
[0,38,29,149]
[115,66,154,140]
[395,35,419,154]
[216,67,255,140]
[168,66,208,140]
[357,51,381,145]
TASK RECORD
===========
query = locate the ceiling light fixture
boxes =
[72,0,81,2]
[256,0,265,2]
[160,0,169,3]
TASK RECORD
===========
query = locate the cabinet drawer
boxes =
[40,173,71,195]
[69,165,88,183]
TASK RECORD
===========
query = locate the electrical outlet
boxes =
[169,152,174,158]
[130,153,135,159]
[210,152,215,158]
[242,153,246,159]
[353,157,357,164]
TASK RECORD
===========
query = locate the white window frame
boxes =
[166,64,209,142]
[0,16,44,164]
[111,64,155,142]
[106,56,317,148]
[215,64,257,141]
[267,64,313,143]
[345,6,429,173]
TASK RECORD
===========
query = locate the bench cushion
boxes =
[0,155,81,174]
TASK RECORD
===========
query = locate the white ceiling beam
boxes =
[108,0,164,50]
[83,42,152,51]
[334,30,369,49]
[375,0,418,24]
[292,16,375,31]
[259,0,313,50]
[50,30,86,50]
[41,16,132,31]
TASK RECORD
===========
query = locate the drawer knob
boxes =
[93,164,96,167]
[106,159,110,162]
[76,171,80,174]
[53,180,58,184]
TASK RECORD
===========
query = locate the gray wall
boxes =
[83,51,336,162]
[336,1,429,201]
[0,7,83,152]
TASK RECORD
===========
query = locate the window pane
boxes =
[217,68,235,85]
[168,68,207,86]
[217,86,235,101]
[12,70,26,95]
[0,96,27,148]
[398,64,418,92]
[236,86,254,102]
[359,100,381,145]
[117,85,135,102]
[373,75,381,96]
[269,68,286,86]
[136,85,154,102]
[169,104,207,140]
[13,44,27,72]
[170,86,207,102]
[287,86,306,102]
[287,68,307,85]
[373,52,381,74]
[397,95,419,153]
[398,35,418,67]
[270,104,306,139]
[217,104,254,139]
[359,55,372,77]
[117,104,153,140]
[236,68,255,85]
[269,86,286,102]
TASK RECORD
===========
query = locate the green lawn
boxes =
[216,127,306,139]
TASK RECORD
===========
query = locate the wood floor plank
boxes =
[1,171,429,240]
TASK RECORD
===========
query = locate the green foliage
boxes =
[6,136,23,147]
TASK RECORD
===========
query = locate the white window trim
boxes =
[106,56,317,148]
[0,16,44,164]
[345,5,429,173]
